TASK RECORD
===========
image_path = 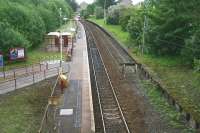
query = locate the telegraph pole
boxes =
[142,0,149,54]
[104,0,107,24]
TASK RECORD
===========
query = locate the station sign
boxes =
[9,48,25,61]
[0,53,3,67]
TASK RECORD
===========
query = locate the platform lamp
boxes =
[63,17,68,25]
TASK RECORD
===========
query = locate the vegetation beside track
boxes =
[0,77,56,133]
[89,18,200,123]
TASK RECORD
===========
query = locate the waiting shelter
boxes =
[45,32,73,52]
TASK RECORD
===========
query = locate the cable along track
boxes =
[84,22,130,133]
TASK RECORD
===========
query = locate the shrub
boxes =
[80,9,90,19]
[95,6,104,19]
[106,5,125,25]
[119,8,132,31]
[0,22,30,56]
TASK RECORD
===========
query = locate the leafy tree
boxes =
[127,6,144,47]
[0,22,30,55]
[106,5,125,25]
[86,4,95,15]
[95,6,104,19]
[119,7,132,31]
[80,9,89,19]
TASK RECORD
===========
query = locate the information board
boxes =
[9,48,25,60]
[0,54,3,67]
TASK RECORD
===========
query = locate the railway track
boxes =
[84,22,130,133]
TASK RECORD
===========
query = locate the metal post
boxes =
[13,70,16,79]
[33,72,35,83]
[40,63,42,71]
[14,78,17,89]
[32,65,34,72]
[104,0,107,24]
[44,70,46,79]
[26,65,28,73]
[46,62,48,70]
[3,66,5,79]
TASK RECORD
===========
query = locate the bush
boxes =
[0,22,30,56]
[80,9,90,19]
[95,6,104,19]
[127,7,144,46]
[106,5,125,25]
[119,8,132,31]
[181,30,200,66]
[0,0,73,58]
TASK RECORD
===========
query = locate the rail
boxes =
[84,21,130,133]
[85,20,200,129]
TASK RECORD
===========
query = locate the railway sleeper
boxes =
[104,112,120,117]
[103,104,118,109]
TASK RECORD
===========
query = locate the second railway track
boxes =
[83,21,130,133]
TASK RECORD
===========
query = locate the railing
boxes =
[38,71,68,133]
[0,61,69,94]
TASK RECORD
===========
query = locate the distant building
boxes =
[79,2,88,10]
[118,0,132,6]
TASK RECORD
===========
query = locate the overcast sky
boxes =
[76,0,144,5]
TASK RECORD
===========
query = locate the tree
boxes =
[95,6,104,19]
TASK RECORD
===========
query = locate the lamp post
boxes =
[63,17,68,25]
[59,8,62,27]
[59,8,63,73]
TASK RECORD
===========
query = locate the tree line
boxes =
[0,0,75,58]
[82,0,200,69]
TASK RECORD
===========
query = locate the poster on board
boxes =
[9,48,25,61]
[0,54,3,67]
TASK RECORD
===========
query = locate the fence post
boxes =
[32,65,34,72]
[46,62,48,70]
[33,72,35,83]
[57,68,59,75]
[26,64,28,73]
[3,66,5,79]
[44,70,46,79]
[14,78,17,90]
[13,70,16,79]
[40,63,42,71]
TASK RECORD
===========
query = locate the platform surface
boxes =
[57,21,95,133]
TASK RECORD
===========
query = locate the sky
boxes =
[76,0,144,5]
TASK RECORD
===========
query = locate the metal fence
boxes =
[0,62,69,94]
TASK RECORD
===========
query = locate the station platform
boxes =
[57,21,95,133]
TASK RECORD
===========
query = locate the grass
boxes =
[140,80,194,132]
[0,77,55,133]
[0,51,61,72]
[89,18,200,122]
